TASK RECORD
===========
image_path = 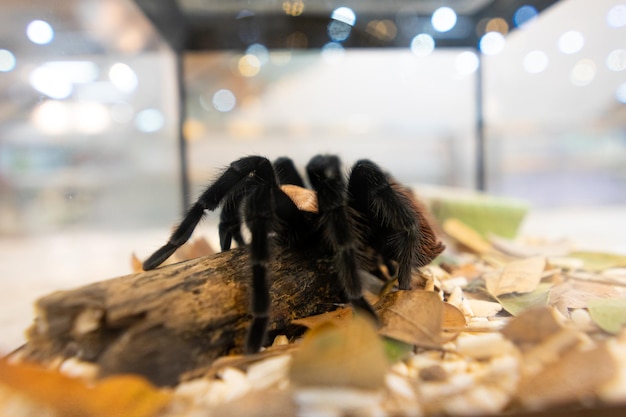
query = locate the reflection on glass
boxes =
[558,30,585,54]
[410,34,435,57]
[523,50,549,74]
[26,19,54,45]
[431,7,457,33]
[0,49,16,72]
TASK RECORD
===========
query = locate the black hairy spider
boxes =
[143,155,444,353]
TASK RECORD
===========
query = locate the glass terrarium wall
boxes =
[484,0,626,206]
[183,48,478,198]
[0,0,181,235]
[179,0,626,210]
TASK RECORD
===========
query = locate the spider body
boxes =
[143,155,444,353]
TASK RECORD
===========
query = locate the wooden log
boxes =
[22,246,347,386]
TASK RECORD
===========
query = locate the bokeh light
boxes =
[331,7,356,26]
[109,63,138,93]
[328,20,352,42]
[410,34,435,57]
[606,4,626,28]
[321,42,345,63]
[455,51,479,76]
[212,89,237,112]
[32,100,70,135]
[558,31,585,54]
[431,7,457,33]
[513,5,538,28]
[606,49,626,71]
[245,44,269,66]
[282,0,304,17]
[29,66,73,99]
[238,54,261,77]
[479,32,506,55]
[74,102,111,134]
[365,20,398,42]
[486,17,509,35]
[570,59,596,86]
[523,50,549,74]
[0,49,16,72]
[135,109,165,132]
[26,20,54,45]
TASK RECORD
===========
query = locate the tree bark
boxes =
[22,247,346,386]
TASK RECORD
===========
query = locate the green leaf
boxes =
[382,337,414,363]
[568,251,626,271]
[496,283,552,316]
[588,298,626,334]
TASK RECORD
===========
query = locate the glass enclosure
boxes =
[0,0,625,352]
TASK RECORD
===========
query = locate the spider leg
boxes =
[273,156,305,186]
[242,184,275,353]
[348,160,444,290]
[143,156,275,270]
[306,155,378,320]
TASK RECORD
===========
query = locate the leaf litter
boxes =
[3,218,626,417]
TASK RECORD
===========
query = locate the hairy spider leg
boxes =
[306,155,378,320]
[142,156,277,270]
[218,179,253,250]
[273,156,305,186]
[242,183,275,353]
[348,160,444,290]
[220,157,307,251]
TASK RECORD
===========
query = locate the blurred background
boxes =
[0,0,625,352]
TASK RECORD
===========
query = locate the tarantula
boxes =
[143,155,444,353]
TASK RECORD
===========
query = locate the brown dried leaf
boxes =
[292,307,354,329]
[0,360,170,417]
[501,306,563,345]
[443,218,492,254]
[550,280,622,315]
[289,314,388,390]
[442,302,467,330]
[486,256,546,297]
[517,343,618,409]
[131,252,143,273]
[280,184,318,213]
[375,290,443,348]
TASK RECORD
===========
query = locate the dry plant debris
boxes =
[2,219,626,417]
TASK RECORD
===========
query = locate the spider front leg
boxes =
[348,160,445,290]
[142,156,275,270]
[306,155,378,320]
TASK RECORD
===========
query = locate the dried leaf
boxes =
[588,298,626,334]
[496,283,552,316]
[486,256,546,297]
[569,251,626,271]
[501,306,563,344]
[442,302,467,329]
[131,253,143,273]
[443,218,492,254]
[0,360,170,417]
[289,314,388,390]
[517,343,618,409]
[292,307,354,329]
[375,290,443,348]
[280,184,318,213]
[550,280,622,314]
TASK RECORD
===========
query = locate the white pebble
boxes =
[247,354,292,390]
[386,373,415,400]
[456,333,515,360]
[441,277,469,294]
